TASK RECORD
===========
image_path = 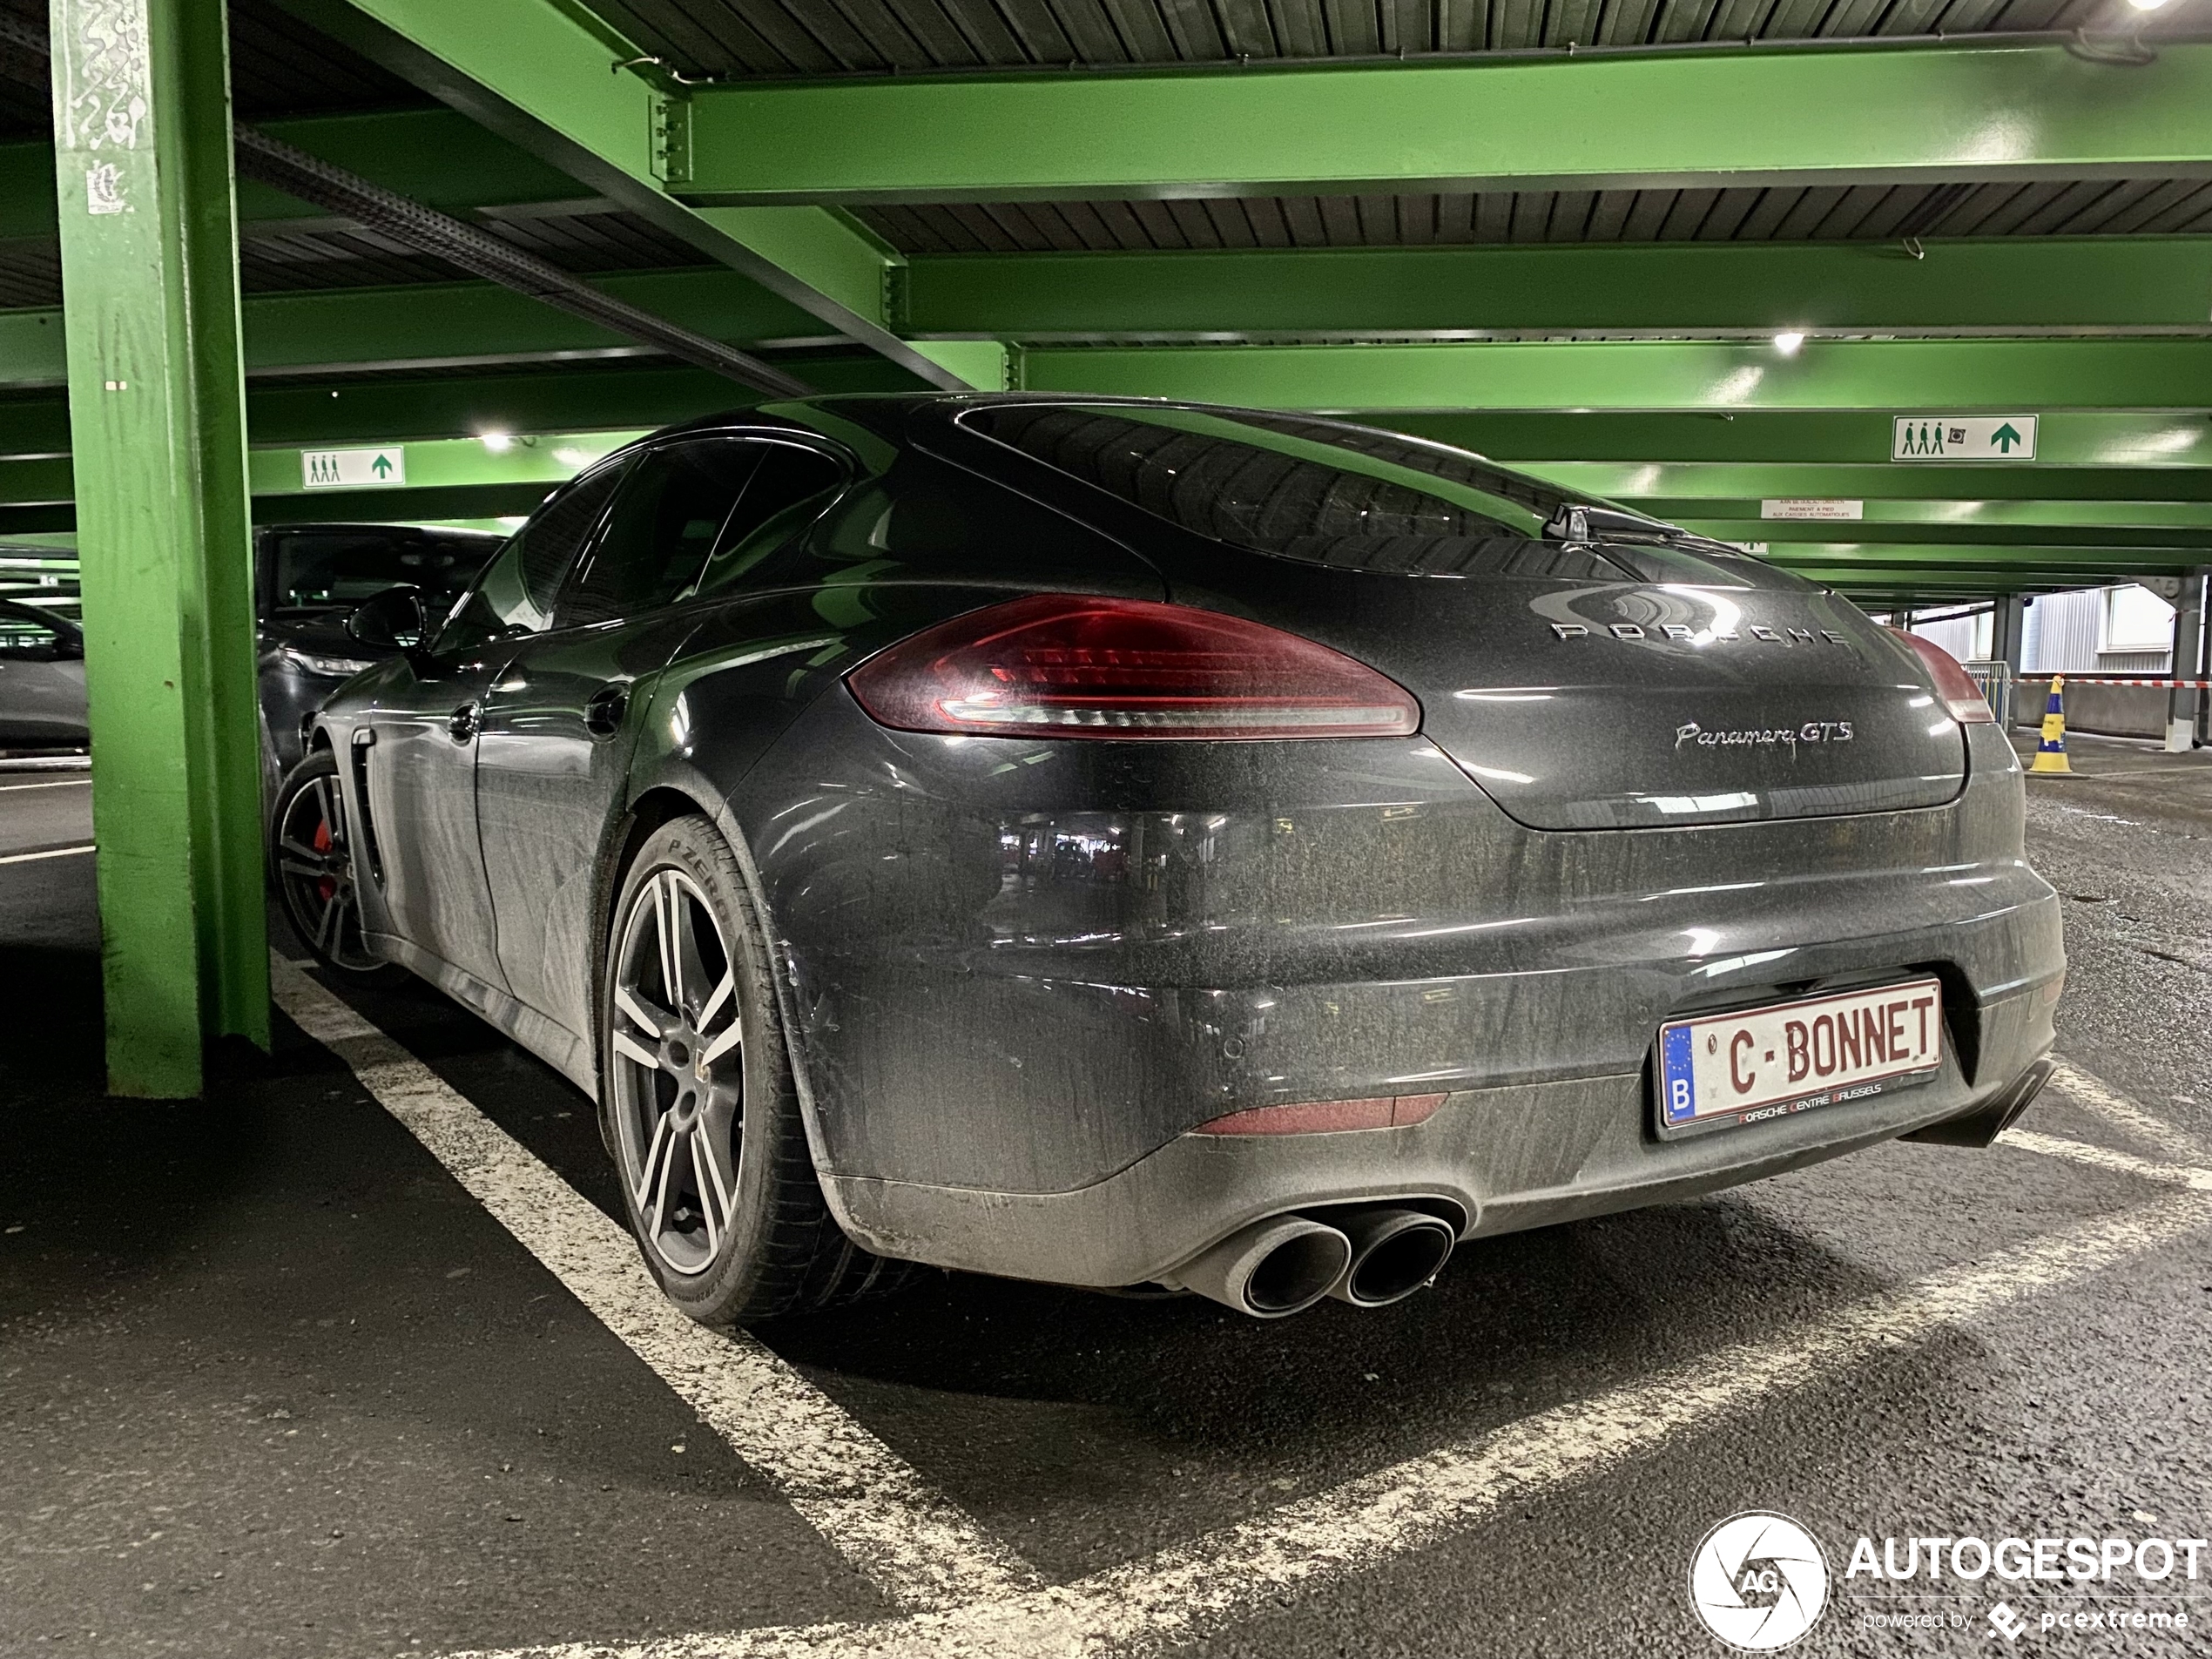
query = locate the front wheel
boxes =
[601,814,911,1325]
[269,748,397,981]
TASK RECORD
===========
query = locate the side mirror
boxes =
[347,584,428,651]
[51,630,84,661]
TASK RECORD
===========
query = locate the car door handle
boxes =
[584,685,628,739]
[448,702,479,743]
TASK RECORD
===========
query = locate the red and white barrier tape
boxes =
[2042,678,2212,689]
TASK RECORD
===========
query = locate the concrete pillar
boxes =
[48,0,268,1094]
[2167,570,2207,752]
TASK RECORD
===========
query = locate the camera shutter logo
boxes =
[1688,1512,1831,1650]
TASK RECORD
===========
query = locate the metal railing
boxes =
[1960,660,2014,728]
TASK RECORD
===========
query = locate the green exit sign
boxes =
[1891,416,2037,462]
[301,447,406,489]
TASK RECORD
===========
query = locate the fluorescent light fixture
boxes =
[2128,0,2172,10]
[479,430,514,452]
[1772,330,1806,356]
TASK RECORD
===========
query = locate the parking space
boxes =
[3,750,2209,1659]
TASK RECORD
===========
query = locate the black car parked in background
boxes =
[0,523,501,773]
[257,523,504,782]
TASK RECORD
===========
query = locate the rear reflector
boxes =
[1889,628,1994,724]
[846,593,1420,740]
[1192,1094,1447,1136]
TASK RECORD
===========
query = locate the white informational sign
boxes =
[1890,415,2037,462]
[1761,499,1864,521]
[301,447,406,489]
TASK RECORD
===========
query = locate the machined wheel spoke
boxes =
[689,1132,725,1257]
[611,1029,660,1069]
[652,873,683,1008]
[632,1112,672,1220]
[615,983,674,1040]
[314,888,347,955]
[699,1021,744,1066]
[313,778,345,847]
[278,837,335,875]
[695,968,735,1030]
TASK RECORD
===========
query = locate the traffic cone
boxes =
[2028,675,2073,774]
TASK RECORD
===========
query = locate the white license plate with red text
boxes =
[1656,978,1943,1138]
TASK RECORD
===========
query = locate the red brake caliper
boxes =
[313,817,336,904]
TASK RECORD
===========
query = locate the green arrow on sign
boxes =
[371,453,394,478]
[1991,422,2024,454]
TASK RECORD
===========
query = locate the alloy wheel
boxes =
[275,770,380,973]
[609,867,745,1278]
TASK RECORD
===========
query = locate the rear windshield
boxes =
[961,402,1617,579]
[265,529,501,610]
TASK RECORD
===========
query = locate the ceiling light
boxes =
[2127,0,2173,11]
[479,430,514,452]
[1772,331,1806,356]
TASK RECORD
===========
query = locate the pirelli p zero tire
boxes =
[600,813,912,1326]
[269,747,401,983]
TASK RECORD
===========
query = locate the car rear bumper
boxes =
[821,971,2059,1286]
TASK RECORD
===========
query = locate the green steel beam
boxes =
[1693,519,2212,550]
[282,0,968,388]
[680,41,2212,205]
[3,109,590,240]
[1521,462,2212,502]
[907,239,2212,339]
[51,0,269,1095]
[1021,338,2212,412]
[0,271,831,388]
[0,350,923,461]
[1381,411,2212,467]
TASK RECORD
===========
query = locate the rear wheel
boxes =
[270,748,397,981]
[601,814,911,1325]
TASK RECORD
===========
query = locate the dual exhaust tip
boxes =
[1166,1205,1458,1319]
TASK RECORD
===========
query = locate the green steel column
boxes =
[48,0,268,1095]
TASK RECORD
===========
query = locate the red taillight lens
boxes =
[1888,627,1994,724]
[846,595,1421,740]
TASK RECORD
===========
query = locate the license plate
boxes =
[1656,977,1943,1138]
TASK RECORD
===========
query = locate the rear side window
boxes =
[691,442,848,599]
[439,461,631,649]
[963,403,1614,578]
[558,441,765,628]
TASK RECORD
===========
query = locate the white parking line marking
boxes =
[0,842,93,865]
[2006,1127,2212,1189]
[2044,1057,2211,1165]
[270,956,1039,1615]
[0,777,91,791]
[454,1143,2212,1659]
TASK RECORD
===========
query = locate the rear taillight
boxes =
[846,594,1421,740]
[1888,628,1994,724]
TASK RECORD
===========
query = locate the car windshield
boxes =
[961,402,1624,578]
[266,528,500,610]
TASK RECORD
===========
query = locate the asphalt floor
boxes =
[3,732,2209,1658]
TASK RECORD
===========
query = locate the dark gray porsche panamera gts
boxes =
[270,395,2064,1325]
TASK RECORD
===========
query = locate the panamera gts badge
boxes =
[1676,720,1854,752]
[1551,622,1851,645]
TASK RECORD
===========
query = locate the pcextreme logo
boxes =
[1689,1512,1831,1651]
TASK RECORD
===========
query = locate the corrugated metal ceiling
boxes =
[0,0,428,141]
[859,178,2212,253]
[587,0,2102,79]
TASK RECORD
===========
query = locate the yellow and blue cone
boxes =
[2028,675,2073,774]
